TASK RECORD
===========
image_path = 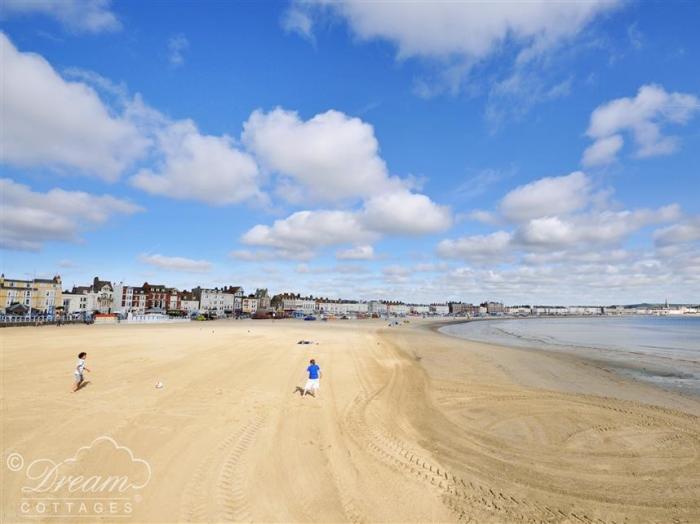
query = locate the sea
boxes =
[440,316,700,396]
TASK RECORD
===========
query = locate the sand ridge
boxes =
[1,319,699,522]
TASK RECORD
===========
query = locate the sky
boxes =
[1,0,699,305]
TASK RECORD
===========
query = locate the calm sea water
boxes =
[441,316,700,395]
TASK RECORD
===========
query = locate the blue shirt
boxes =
[307,364,320,379]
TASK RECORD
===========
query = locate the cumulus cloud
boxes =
[139,254,212,273]
[437,231,513,261]
[2,0,121,33]
[583,84,700,166]
[242,210,377,254]
[2,33,265,208]
[239,107,452,252]
[336,245,374,260]
[0,33,148,180]
[522,249,632,266]
[291,1,620,62]
[362,191,452,235]
[242,108,404,202]
[288,0,620,104]
[516,205,680,248]
[654,217,700,247]
[438,169,682,268]
[0,178,141,251]
[230,249,280,262]
[241,189,451,257]
[130,120,263,205]
[581,135,623,167]
[500,171,592,222]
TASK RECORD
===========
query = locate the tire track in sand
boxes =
[346,336,616,523]
[179,414,267,522]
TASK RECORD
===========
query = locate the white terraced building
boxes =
[194,287,235,317]
[430,304,449,315]
[282,297,316,314]
[387,303,410,316]
[368,301,388,316]
[62,293,92,315]
[410,305,430,314]
[317,301,370,316]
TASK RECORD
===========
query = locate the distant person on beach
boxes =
[302,359,321,397]
[73,351,90,392]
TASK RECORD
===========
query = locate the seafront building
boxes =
[368,301,388,316]
[430,304,450,315]
[112,282,147,315]
[484,301,505,315]
[193,287,235,317]
[62,292,90,316]
[142,282,169,312]
[0,274,63,317]
[278,294,317,315]
[2,272,698,322]
[224,286,245,313]
[241,296,259,315]
[386,303,410,316]
[179,292,200,315]
[411,304,430,314]
[316,299,369,316]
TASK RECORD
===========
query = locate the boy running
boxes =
[302,359,321,397]
[73,351,90,392]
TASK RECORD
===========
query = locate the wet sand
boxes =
[1,319,699,522]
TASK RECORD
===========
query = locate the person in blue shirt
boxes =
[302,359,322,397]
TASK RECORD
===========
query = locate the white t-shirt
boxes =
[75,358,86,375]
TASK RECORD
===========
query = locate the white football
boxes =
[155,381,164,389]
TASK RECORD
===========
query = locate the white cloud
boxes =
[0,33,148,180]
[229,249,275,262]
[362,191,452,235]
[437,231,513,261]
[242,210,377,253]
[139,254,212,273]
[516,205,680,248]
[0,178,141,251]
[522,249,632,265]
[382,265,412,283]
[168,34,189,67]
[63,67,129,101]
[583,84,700,166]
[468,210,500,225]
[2,0,121,33]
[436,167,684,293]
[242,108,405,202]
[130,120,263,205]
[581,134,623,166]
[281,7,314,40]
[241,189,451,257]
[290,0,620,105]
[336,245,374,260]
[500,171,591,222]
[293,1,620,61]
[654,217,700,247]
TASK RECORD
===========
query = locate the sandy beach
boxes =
[1,319,699,523]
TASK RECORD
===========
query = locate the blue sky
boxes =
[1,0,699,304]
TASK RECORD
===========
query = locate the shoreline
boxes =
[435,316,700,401]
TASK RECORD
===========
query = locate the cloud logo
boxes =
[19,436,151,495]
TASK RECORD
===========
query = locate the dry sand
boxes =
[1,319,699,523]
